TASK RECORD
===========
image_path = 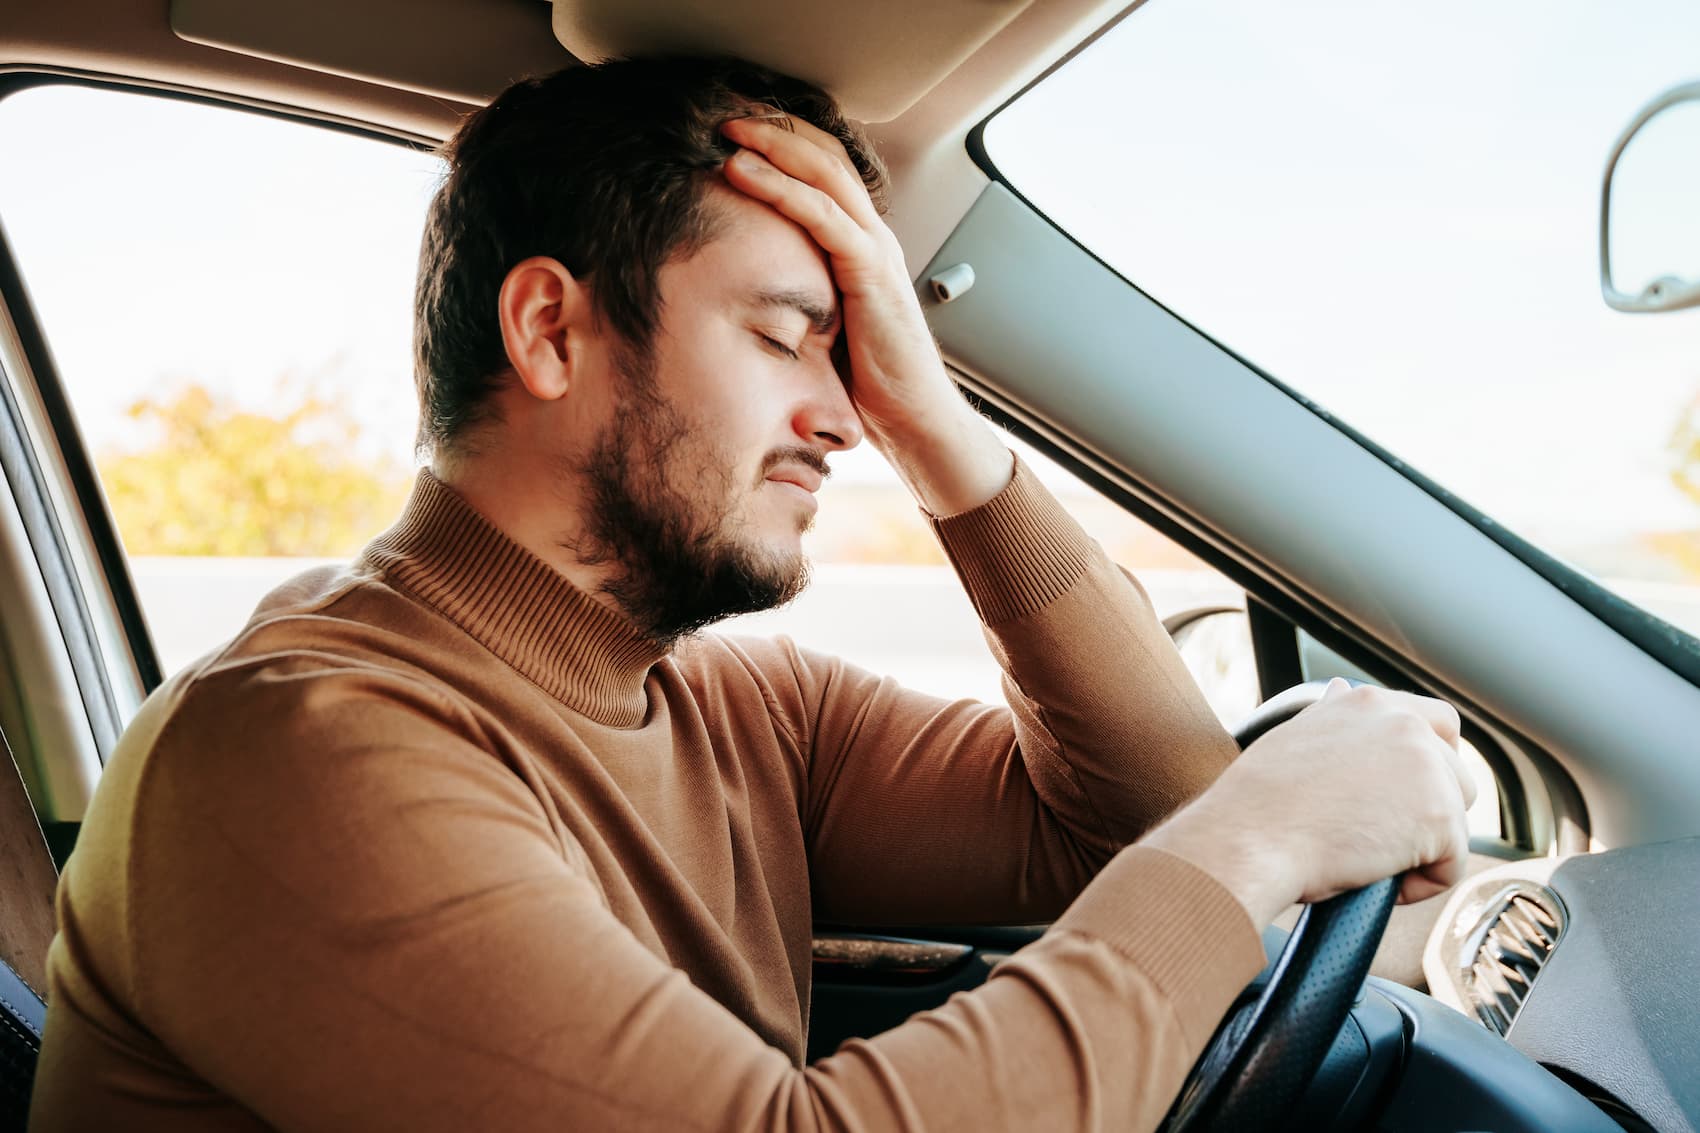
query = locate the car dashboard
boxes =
[1417,835,1700,1132]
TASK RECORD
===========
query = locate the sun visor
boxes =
[550,0,1034,123]
[170,0,573,106]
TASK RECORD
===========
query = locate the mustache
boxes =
[758,446,832,482]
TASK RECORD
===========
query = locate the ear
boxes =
[497,256,591,402]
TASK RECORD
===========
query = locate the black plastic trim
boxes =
[0,241,123,756]
[808,923,1044,1062]
[0,218,158,705]
[1246,594,1303,698]
[1371,979,1623,1133]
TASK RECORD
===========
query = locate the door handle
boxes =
[811,933,974,978]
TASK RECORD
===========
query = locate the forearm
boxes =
[929,461,1239,850]
[803,846,1266,1132]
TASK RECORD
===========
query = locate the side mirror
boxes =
[1600,80,1700,313]
[1162,605,1259,726]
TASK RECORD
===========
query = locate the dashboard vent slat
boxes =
[1462,887,1565,1036]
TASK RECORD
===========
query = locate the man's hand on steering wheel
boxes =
[1145,678,1477,927]
[1148,679,1476,1133]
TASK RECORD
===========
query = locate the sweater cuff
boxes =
[1052,845,1268,1050]
[926,455,1096,626]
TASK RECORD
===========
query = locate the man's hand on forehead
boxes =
[737,106,865,184]
[718,111,894,300]
[718,111,1016,515]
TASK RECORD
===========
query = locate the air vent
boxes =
[1465,889,1565,1035]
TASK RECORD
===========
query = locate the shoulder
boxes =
[116,649,486,836]
[151,557,492,732]
[60,642,502,1004]
[119,560,505,819]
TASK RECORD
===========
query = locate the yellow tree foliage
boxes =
[1672,390,1700,510]
[1654,391,1700,580]
[97,382,413,557]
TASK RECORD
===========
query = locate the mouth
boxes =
[764,470,824,494]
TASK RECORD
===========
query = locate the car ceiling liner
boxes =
[550,0,1034,122]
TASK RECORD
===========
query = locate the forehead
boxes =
[674,184,835,294]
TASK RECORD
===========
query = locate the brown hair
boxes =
[412,56,887,454]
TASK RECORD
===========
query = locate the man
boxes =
[31,57,1473,1130]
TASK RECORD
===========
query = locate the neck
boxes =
[363,469,671,726]
[433,447,630,624]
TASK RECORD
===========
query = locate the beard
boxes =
[569,347,817,647]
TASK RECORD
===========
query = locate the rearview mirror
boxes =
[1600,80,1700,313]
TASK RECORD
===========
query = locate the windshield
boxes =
[984,0,1700,643]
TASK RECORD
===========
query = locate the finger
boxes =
[1439,735,1479,808]
[760,110,858,178]
[1400,808,1471,904]
[1398,871,1452,905]
[1399,849,1461,904]
[721,148,870,264]
[721,116,881,230]
[1405,702,1475,808]
[1390,690,1462,750]
[730,105,859,172]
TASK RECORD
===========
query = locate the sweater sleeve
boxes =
[794,455,1241,926]
[34,662,1265,1133]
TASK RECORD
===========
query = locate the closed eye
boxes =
[757,333,800,360]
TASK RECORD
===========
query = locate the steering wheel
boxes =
[1160,682,1400,1133]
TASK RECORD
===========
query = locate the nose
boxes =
[792,358,864,452]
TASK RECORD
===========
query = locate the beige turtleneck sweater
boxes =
[31,458,1263,1131]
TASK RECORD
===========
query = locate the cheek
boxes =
[666,405,760,493]
[695,364,788,447]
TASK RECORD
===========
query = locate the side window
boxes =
[0,84,438,676]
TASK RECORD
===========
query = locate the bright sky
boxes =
[0,88,438,465]
[985,0,1700,553]
[1,1,1699,575]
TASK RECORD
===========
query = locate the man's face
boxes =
[572,184,863,643]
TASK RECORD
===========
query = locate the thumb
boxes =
[1321,676,1353,700]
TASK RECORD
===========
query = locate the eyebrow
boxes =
[748,287,839,335]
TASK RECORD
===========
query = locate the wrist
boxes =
[875,399,1013,516]
[1142,805,1304,928]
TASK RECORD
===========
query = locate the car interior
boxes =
[1,0,1698,1130]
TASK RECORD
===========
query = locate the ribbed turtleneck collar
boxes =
[361,470,669,728]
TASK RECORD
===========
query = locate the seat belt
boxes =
[0,728,59,999]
